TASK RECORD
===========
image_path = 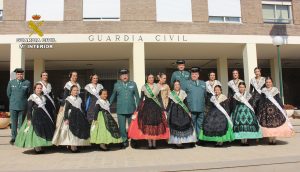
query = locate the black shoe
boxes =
[196,141,205,146]
[175,145,184,149]
[152,146,157,149]
[130,140,138,148]
[214,144,223,148]
[269,142,277,145]
[34,150,45,154]
[241,143,250,146]
[70,149,80,153]
[9,139,15,145]
[189,143,196,148]
[122,141,129,149]
[148,146,153,149]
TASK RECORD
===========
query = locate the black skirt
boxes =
[69,107,90,139]
[86,94,98,124]
[203,104,228,137]
[103,110,121,139]
[31,108,55,141]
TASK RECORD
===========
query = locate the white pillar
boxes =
[243,43,258,90]
[130,42,145,92]
[217,57,228,95]
[34,57,45,83]
[10,43,25,80]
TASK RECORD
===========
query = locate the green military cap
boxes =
[119,69,129,75]
[190,67,200,73]
[14,68,24,73]
[176,60,185,64]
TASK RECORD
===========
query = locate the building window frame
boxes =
[262,1,293,24]
[208,16,242,24]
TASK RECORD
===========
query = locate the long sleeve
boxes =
[26,100,34,120]
[166,98,172,112]
[84,90,89,104]
[26,81,32,98]
[109,84,117,104]
[250,84,254,94]
[170,72,175,88]
[134,82,140,107]
[6,81,11,99]
[275,94,284,108]
[94,104,101,120]
[64,100,71,120]
[158,92,165,111]
[61,88,69,106]
[183,98,191,112]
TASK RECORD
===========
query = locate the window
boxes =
[208,0,242,23]
[262,1,292,24]
[156,0,192,22]
[83,0,120,21]
[26,0,64,21]
[0,0,3,21]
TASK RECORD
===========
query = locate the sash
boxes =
[210,96,233,127]
[28,94,54,124]
[66,96,83,112]
[262,89,293,129]
[96,98,111,114]
[38,81,56,109]
[206,80,221,95]
[233,92,255,114]
[250,77,265,94]
[228,79,243,94]
[170,90,190,114]
[145,83,162,107]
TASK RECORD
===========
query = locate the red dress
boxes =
[128,84,170,140]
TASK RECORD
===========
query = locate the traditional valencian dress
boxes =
[90,98,122,144]
[56,81,81,128]
[167,90,195,144]
[84,83,103,124]
[231,92,262,139]
[199,94,234,143]
[52,95,90,146]
[228,79,244,111]
[257,87,294,137]
[38,81,57,122]
[157,83,170,109]
[249,77,265,112]
[15,94,55,148]
[205,80,222,112]
[128,83,170,140]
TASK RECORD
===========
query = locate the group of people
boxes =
[6,59,294,154]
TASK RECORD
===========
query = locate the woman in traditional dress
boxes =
[205,71,222,113]
[228,69,244,112]
[38,71,57,122]
[84,74,103,124]
[56,71,81,128]
[128,74,169,149]
[157,73,170,110]
[52,85,90,152]
[90,89,122,150]
[250,67,265,112]
[167,80,195,148]
[231,82,262,146]
[199,85,234,147]
[15,83,55,154]
[257,77,294,145]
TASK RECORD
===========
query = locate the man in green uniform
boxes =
[170,60,190,90]
[110,69,140,148]
[185,67,206,146]
[7,68,31,145]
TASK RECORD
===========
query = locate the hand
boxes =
[27,120,31,126]
[64,120,69,125]
[59,107,64,113]
[132,115,137,120]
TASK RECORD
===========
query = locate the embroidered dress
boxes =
[228,79,244,111]
[249,77,265,112]
[90,98,122,144]
[128,83,170,140]
[257,87,294,137]
[15,94,55,148]
[157,83,170,109]
[199,94,234,142]
[205,80,222,113]
[38,81,56,122]
[84,83,103,123]
[52,96,90,146]
[231,92,262,139]
[167,90,195,144]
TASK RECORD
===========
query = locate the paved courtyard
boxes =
[0,119,299,172]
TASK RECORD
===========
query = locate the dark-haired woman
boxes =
[84,74,103,124]
[228,70,244,112]
[52,85,90,152]
[167,80,195,148]
[37,71,57,123]
[56,71,81,128]
[15,83,55,153]
[250,67,265,112]
[157,73,170,110]
[257,77,294,145]
[231,82,262,145]
[90,89,122,150]
[205,71,222,113]
[199,85,234,147]
[128,74,169,149]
